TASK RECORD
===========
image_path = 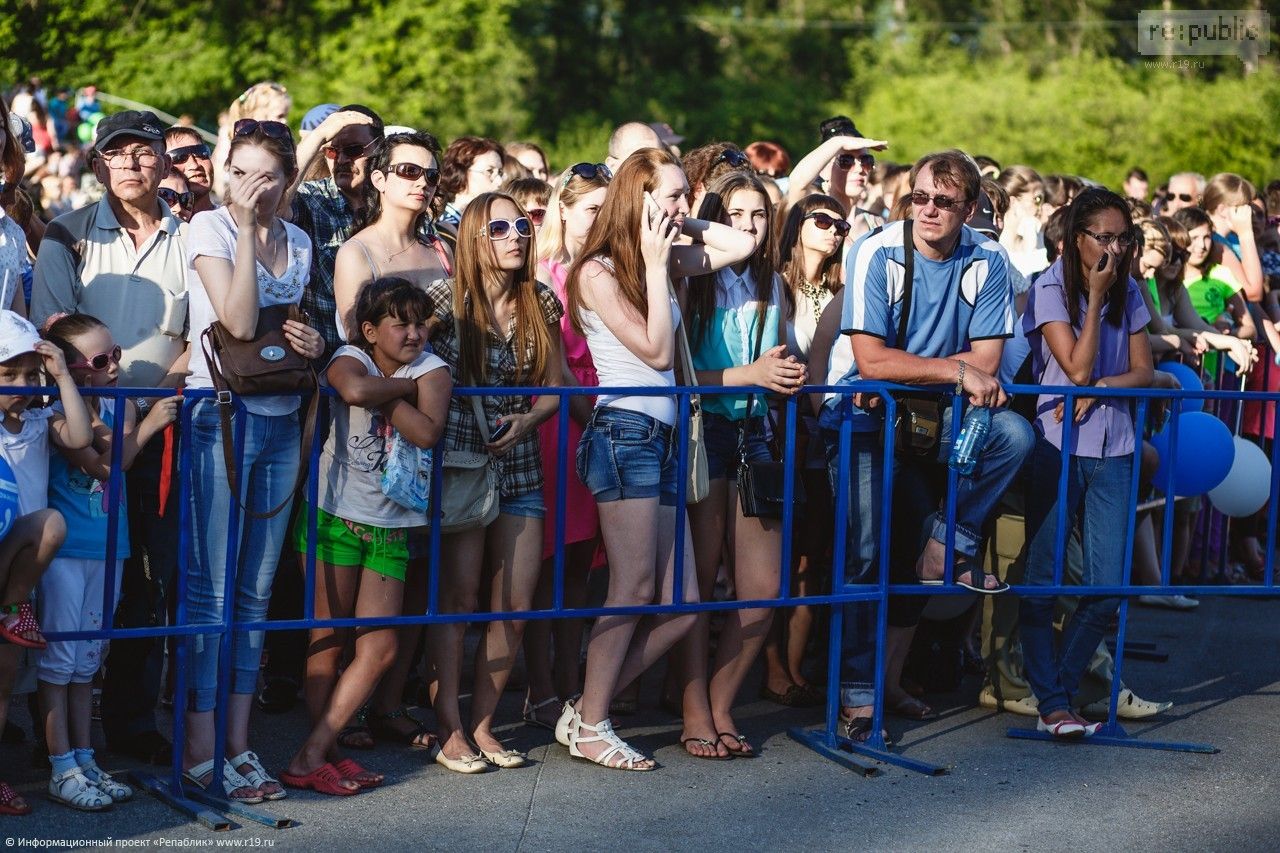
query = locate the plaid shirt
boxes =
[426,277,564,497]
[292,178,356,364]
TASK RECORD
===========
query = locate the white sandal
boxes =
[78,757,132,801]
[569,717,654,771]
[554,699,579,748]
[183,759,263,804]
[49,766,113,811]
[230,750,287,801]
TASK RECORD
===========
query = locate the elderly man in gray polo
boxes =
[32,109,188,767]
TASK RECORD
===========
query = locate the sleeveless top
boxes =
[47,399,131,560]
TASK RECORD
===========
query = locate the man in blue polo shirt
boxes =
[819,149,1033,740]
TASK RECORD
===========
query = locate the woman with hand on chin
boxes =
[557,147,756,770]
[184,119,324,803]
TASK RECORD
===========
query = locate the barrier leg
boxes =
[130,771,236,832]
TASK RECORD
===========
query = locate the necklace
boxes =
[382,239,419,266]
[797,274,830,314]
[255,221,285,273]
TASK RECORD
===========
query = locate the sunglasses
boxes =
[324,139,378,160]
[835,153,875,171]
[1081,227,1136,250]
[1173,193,1196,203]
[562,162,612,187]
[167,143,211,165]
[387,162,440,187]
[69,345,122,372]
[482,217,533,240]
[712,149,750,169]
[232,119,292,140]
[910,191,967,211]
[527,207,547,226]
[805,212,851,235]
[158,187,194,209]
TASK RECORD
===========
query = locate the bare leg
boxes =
[470,513,543,755]
[302,561,359,725]
[0,510,67,644]
[370,535,430,724]
[39,680,70,756]
[426,529,484,761]
[524,539,593,726]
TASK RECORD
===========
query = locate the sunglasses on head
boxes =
[910,190,967,211]
[836,152,875,171]
[69,345,122,372]
[482,217,533,240]
[167,143,210,165]
[526,207,547,226]
[386,162,440,187]
[158,187,194,209]
[232,119,292,140]
[562,162,612,187]
[805,211,851,235]
[712,148,750,169]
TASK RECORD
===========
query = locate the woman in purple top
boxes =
[1019,188,1154,739]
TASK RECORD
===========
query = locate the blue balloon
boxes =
[1151,411,1235,497]
[0,455,17,542]
[1156,361,1205,415]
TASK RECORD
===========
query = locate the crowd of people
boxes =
[0,76,1277,814]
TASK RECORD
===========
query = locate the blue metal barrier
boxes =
[1,377,1275,826]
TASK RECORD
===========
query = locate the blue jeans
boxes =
[186,399,300,712]
[823,406,1033,707]
[702,412,770,481]
[576,406,678,505]
[1020,437,1132,716]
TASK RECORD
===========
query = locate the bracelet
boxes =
[955,360,966,397]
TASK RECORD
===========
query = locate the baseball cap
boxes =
[0,311,41,364]
[819,115,864,142]
[648,122,684,146]
[968,190,1000,240]
[301,103,340,133]
[6,113,34,154]
[94,110,164,151]
[383,125,417,137]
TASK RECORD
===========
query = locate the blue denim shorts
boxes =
[500,489,546,518]
[703,412,771,481]
[576,406,679,505]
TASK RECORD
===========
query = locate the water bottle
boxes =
[949,405,992,476]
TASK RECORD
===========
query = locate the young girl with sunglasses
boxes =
[673,171,806,759]
[787,130,888,242]
[1020,188,1155,738]
[38,313,179,811]
[758,193,849,710]
[282,277,451,795]
[333,132,451,342]
[522,162,611,731]
[184,119,325,803]
[558,147,756,770]
[424,192,564,772]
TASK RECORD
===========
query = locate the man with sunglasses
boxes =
[821,149,1034,737]
[1164,171,1205,214]
[164,126,216,216]
[283,104,384,364]
[31,109,190,767]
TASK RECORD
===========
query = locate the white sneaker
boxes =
[978,685,1040,716]
[1138,594,1199,611]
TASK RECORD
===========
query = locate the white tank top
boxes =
[580,258,681,425]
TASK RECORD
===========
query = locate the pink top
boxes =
[542,258,598,387]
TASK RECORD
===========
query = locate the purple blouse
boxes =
[1023,258,1151,458]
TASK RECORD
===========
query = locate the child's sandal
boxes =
[79,758,133,801]
[0,602,46,649]
[49,767,113,811]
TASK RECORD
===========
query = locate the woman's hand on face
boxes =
[1229,204,1253,236]
[1086,249,1117,297]
[228,171,270,228]
[640,192,677,273]
[284,318,324,360]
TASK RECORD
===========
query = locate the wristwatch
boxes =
[955,360,966,397]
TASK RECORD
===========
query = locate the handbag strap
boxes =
[896,219,915,351]
[200,324,319,520]
[452,307,492,444]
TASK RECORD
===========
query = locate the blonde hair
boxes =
[539,166,611,264]
[229,82,291,124]
[997,164,1043,200]
[1136,216,1170,258]
[1202,172,1255,215]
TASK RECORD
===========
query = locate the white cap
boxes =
[383,125,417,137]
[0,310,41,364]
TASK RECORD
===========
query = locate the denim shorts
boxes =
[500,489,546,518]
[703,412,771,481]
[576,406,679,505]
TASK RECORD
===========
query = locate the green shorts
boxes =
[293,505,409,582]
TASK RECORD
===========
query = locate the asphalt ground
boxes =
[3,595,1279,851]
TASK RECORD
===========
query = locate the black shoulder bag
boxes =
[891,220,944,457]
[737,324,809,519]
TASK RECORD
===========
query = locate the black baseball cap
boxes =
[94,110,165,151]
[819,115,864,142]
[968,190,999,240]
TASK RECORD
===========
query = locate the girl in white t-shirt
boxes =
[282,277,450,795]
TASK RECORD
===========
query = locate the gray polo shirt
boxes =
[32,199,188,387]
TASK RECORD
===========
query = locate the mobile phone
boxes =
[1096,253,1109,272]
[491,420,513,441]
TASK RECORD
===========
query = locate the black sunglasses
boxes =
[1174,193,1196,203]
[910,191,967,211]
[805,211,851,235]
[232,119,292,140]
[836,152,875,171]
[158,187,194,209]
[325,139,378,160]
[167,143,210,165]
[482,217,533,240]
[712,148,750,169]
[562,162,612,187]
[387,162,440,187]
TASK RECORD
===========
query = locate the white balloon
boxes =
[1208,437,1273,517]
